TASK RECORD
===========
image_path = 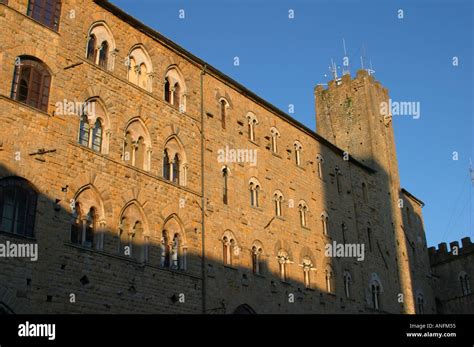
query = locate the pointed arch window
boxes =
[316,154,324,180]
[371,280,381,310]
[86,35,97,62]
[251,243,263,275]
[325,265,335,293]
[344,271,352,298]
[222,167,229,205]
[298,201,308,227]
[274,191,283,217]
[98,41,109,68]
[277,250,290,282]
[302,257,314,289]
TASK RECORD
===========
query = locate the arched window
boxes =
[27,0,62,30]
[71,202,83,244]
[459,272,471,296]
[298,200,308,227]
[0,177,37,237]
[302,257,314,289]
[79,114,90,147]
[161,230,170,267]
[220,99,228,129]
[367,227,373,252]
[222,167,229,205]
[273,190,283,217]
[294,141,302,166]
[128,46,153,91]
[119,202,149,262]
[222,232,237,266]
[321,211,329,235]
[163,136,187,186]
[70,186,105,250]
[92,120,103,152]
[86,22,116,70]
[371,280,381,310]
[173,83,181,108]
[84,208,96,248]
[249,178,261,208]
[316,154,324,180]
[163,150,171,180]
[164,78,171,102]
[277,250,290,282]
[86,35,97,62]
[164,67,186,111]
[172,154,180,184]
[98,41,109,68]
[246,112,258,142]
[251,241,263,275]
[325,265,335,293]
[341,223,347,244]
[335,166,342,193]
[11,56,51,112]
[135,137,146,170]
[362,182,368,202]
[161,219,186,271]
[122,118,151,171]
[417,293,424,314]
[344,271,352,298]
[78,99,109,154]
[171,234,181,269]
[270,127,280,153]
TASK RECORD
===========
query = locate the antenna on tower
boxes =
[342,38,350,76]
[329,58,338,80]
[368,59,375,76]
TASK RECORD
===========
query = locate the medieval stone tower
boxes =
[315,70,433,313]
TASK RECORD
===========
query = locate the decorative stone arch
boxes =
[163,65,187,112]
[160,213,188,270]
[118,200,150,262]
[85,21,117,70]
[72,184,106,222]
[68,172,113,220]
[127,44,154,91]
[221,230,239,266]
[233,304,256,314]
[163,134,188,185]
[123,117,152,171]
[215,90,233,109]
[77,96,111,154]
[368,272,384,309]
[119,200,150,236]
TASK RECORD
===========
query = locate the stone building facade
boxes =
[0,0,447,314]
[429,238,474,314]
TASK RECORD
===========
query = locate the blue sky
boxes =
[110,0,473,247]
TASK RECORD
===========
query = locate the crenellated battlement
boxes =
[429,237,474,265]
[314,69,388,96]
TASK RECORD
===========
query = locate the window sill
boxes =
[271,152,282,159]
[248,139,260,147]
[250,206,264,212]
[69,141,200,197]
[301,225,311,231]
[223,265,238,271]
[276,216,286,222]
[0,229,37,242]
[0,95,51,117]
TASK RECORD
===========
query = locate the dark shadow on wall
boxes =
[0,147,427,314]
